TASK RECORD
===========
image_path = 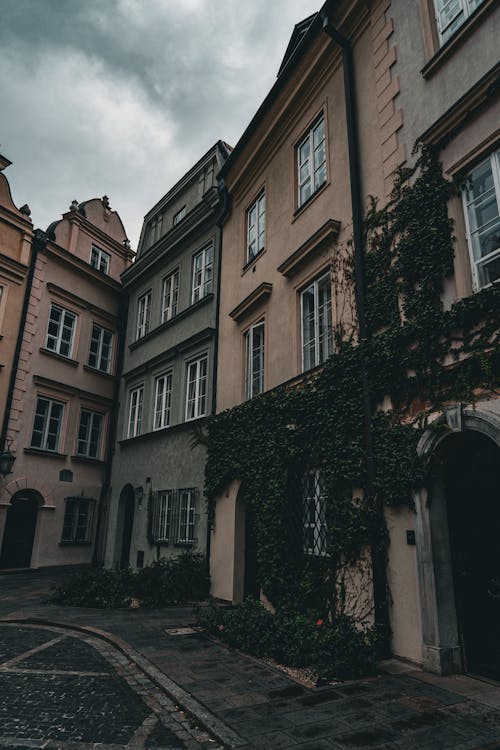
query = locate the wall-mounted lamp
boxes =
[0,439,15,478]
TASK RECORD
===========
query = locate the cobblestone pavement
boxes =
[3,569,500,749]
[0,622,222,750]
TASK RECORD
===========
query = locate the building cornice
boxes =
[277,219,341,277]
[46,282,118,323]
[0,251,29,284]
[44,241,124,293]
[229,283,273,322]
[123,327,215,381]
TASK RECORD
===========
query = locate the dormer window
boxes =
[90,245,110,274]
[173,206,187,225]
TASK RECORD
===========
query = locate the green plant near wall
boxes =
[205,143,500,621]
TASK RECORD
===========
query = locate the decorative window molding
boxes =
[154,372,173,430]
[31,396,64,452]
[277,219,340,277]
[245,321,265,399]
[246,192,266,263]
[297,115,327,209]
[61,497,95,544]
[46,303,77,358]
[301,271,333,372]
[76,409,103,459]
[191,244,213,304]
[302,470,327,556]
[185,357,208,421]
[173,206,187,225]
[127,385,144,438]
[462,148,500,290]
[88,324,113,373]
[136,291,152,340]
[229,282,273,322]
[151,488,196,545]
[161,270,179,323]
[90,245,110,274]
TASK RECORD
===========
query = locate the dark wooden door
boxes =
[244,503,259,599]
[0,492,38,569]
[119,487,135,569]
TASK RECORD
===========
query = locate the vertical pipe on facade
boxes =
[321,12,390,638]
[0,228,47,452]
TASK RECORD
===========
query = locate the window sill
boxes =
[421,0,496,80]
[40,347,79,366]
[24,447,67,459]
[71,455,105,465]
[59,540,92,547]
[292,181,329,223]
[83,364,115,379]
[242,248,266,275]
[129,294,214,350]
[174,541,194,548]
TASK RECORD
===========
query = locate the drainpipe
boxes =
[321,11,390,640]
[0,228,47,452]
[92,292,129,565]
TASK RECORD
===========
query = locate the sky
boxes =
[0,0,322,249]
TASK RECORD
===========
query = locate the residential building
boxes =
[0,196,132,569]
[105,142,230,570]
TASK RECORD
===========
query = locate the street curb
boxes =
[0,616,250,750]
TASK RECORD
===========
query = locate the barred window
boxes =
[302,471,327,556]
[151,488,197,546]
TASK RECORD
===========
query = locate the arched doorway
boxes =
[416,408,500,677]
[0,490,40,569]
[234,487,259,602]
[118,484,135,569]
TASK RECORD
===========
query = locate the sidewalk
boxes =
[2,568,500,750]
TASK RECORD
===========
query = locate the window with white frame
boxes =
[245,322,265,399]
[90,245,111,274]
[31,396,64,452]
[136,291,152,339]
[76,409,103,459]
[127,385,143,438]
[462,149,500,290]
[297,116,327,208]
[161,271,179,323]
[433,0,486,44]
[302,470,327,556]
[61,497,95,543]
[173,206,186,225]
[154,372,173,430]
[46,304,77,358]
[185,357,207,420]
[88,324,113,373]
[246,192,266,262]
[301,271,333,371]
[151,488,196,545]
[191,244,213,303]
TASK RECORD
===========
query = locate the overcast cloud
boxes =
[0,0,321,247]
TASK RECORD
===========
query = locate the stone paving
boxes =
[2,568,500,749]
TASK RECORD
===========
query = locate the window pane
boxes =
[302,285,316,370]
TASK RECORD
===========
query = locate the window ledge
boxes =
[71,455,105,465]
[129,294,214,350]
[40,347,79,366]
[24,447,67,459]
[174,541,194,548]
[292,180,329,222]
[242,248,266,275]
[83,364,115,379]
[421,0,496,80]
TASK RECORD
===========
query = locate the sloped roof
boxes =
[277,14,317,77]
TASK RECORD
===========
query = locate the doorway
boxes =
[118,484,135,569]
[243,501,259,599]
[0,491,39,569]
[443,431,500,679]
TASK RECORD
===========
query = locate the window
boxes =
[185,357,207,420]
[31,397,64,452]
[173,206,186,225]
[191,244,213,303]
[46,304,77,358]
[297,116,327,208]
[61,497,95,543]
[90,245,110,274]
[161,271,179,323]
[154,372,172,430]
[136,291,152,339]
[88,324,113,373]
[151,488,196,545]
[76,409,103,459]
[127,386,144,438]
[462,149,500,290]
[301,272,333,371]
[245,322,265,399]
[246,192,266,262]
[303,471,327,556]
[433,0,486,43]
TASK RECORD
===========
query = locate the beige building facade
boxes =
[0,196,132,569]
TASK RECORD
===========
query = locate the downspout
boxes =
[93,291,129,565]
[0,228,47,451]
[321,11,390,639]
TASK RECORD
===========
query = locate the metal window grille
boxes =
[151,488,198,546]
[302,471,328,557]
